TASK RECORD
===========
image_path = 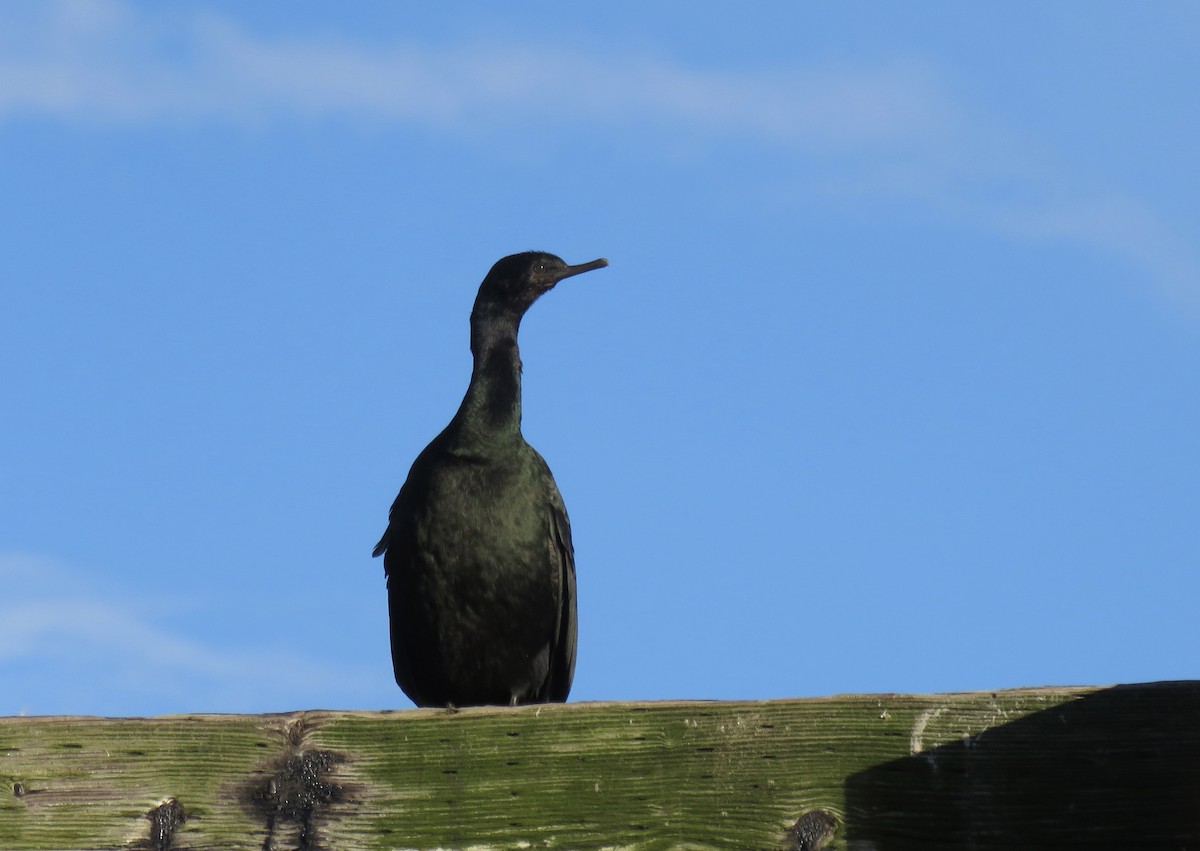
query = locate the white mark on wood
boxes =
[910,707,948,755]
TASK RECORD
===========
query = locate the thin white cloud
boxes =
[0,553,376,715]
[995,196,1200,313]
[0,0,949,149]
[1,1,1195,311]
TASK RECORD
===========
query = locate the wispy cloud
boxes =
[1,0,1195,312]
[0,0,948,150]
[0,553,377,715]
[993,196,1200,313]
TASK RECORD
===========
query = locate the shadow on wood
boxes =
[845,681,1200,849]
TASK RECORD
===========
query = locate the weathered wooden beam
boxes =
[1,682,1197,849]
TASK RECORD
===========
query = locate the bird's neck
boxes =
[452,318,525,446]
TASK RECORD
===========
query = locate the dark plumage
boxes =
[373,251,608,708]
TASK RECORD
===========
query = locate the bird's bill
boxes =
[554,258,609,282]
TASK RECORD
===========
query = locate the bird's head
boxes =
[476,251,609,314]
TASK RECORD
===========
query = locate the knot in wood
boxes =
[785,808,839,851]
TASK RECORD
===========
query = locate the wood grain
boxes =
[2,683,1197,849]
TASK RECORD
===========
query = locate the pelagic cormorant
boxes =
[373,251,608,708]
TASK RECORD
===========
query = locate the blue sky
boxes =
[2,1,1198,716]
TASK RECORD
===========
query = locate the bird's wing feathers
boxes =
[379,482,422,700]
[371,507,396,561]
[372,488,406,560]
[547,503,578,701]
[373,454,426,564]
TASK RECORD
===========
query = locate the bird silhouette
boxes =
[373,251,608,707]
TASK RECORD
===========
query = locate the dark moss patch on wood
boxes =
[245,743,350,851]
[147,798,185,851]
[785,807,839,850]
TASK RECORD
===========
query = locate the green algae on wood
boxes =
[2,683,1198,850]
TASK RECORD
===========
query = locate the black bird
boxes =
[373,251,608,708]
